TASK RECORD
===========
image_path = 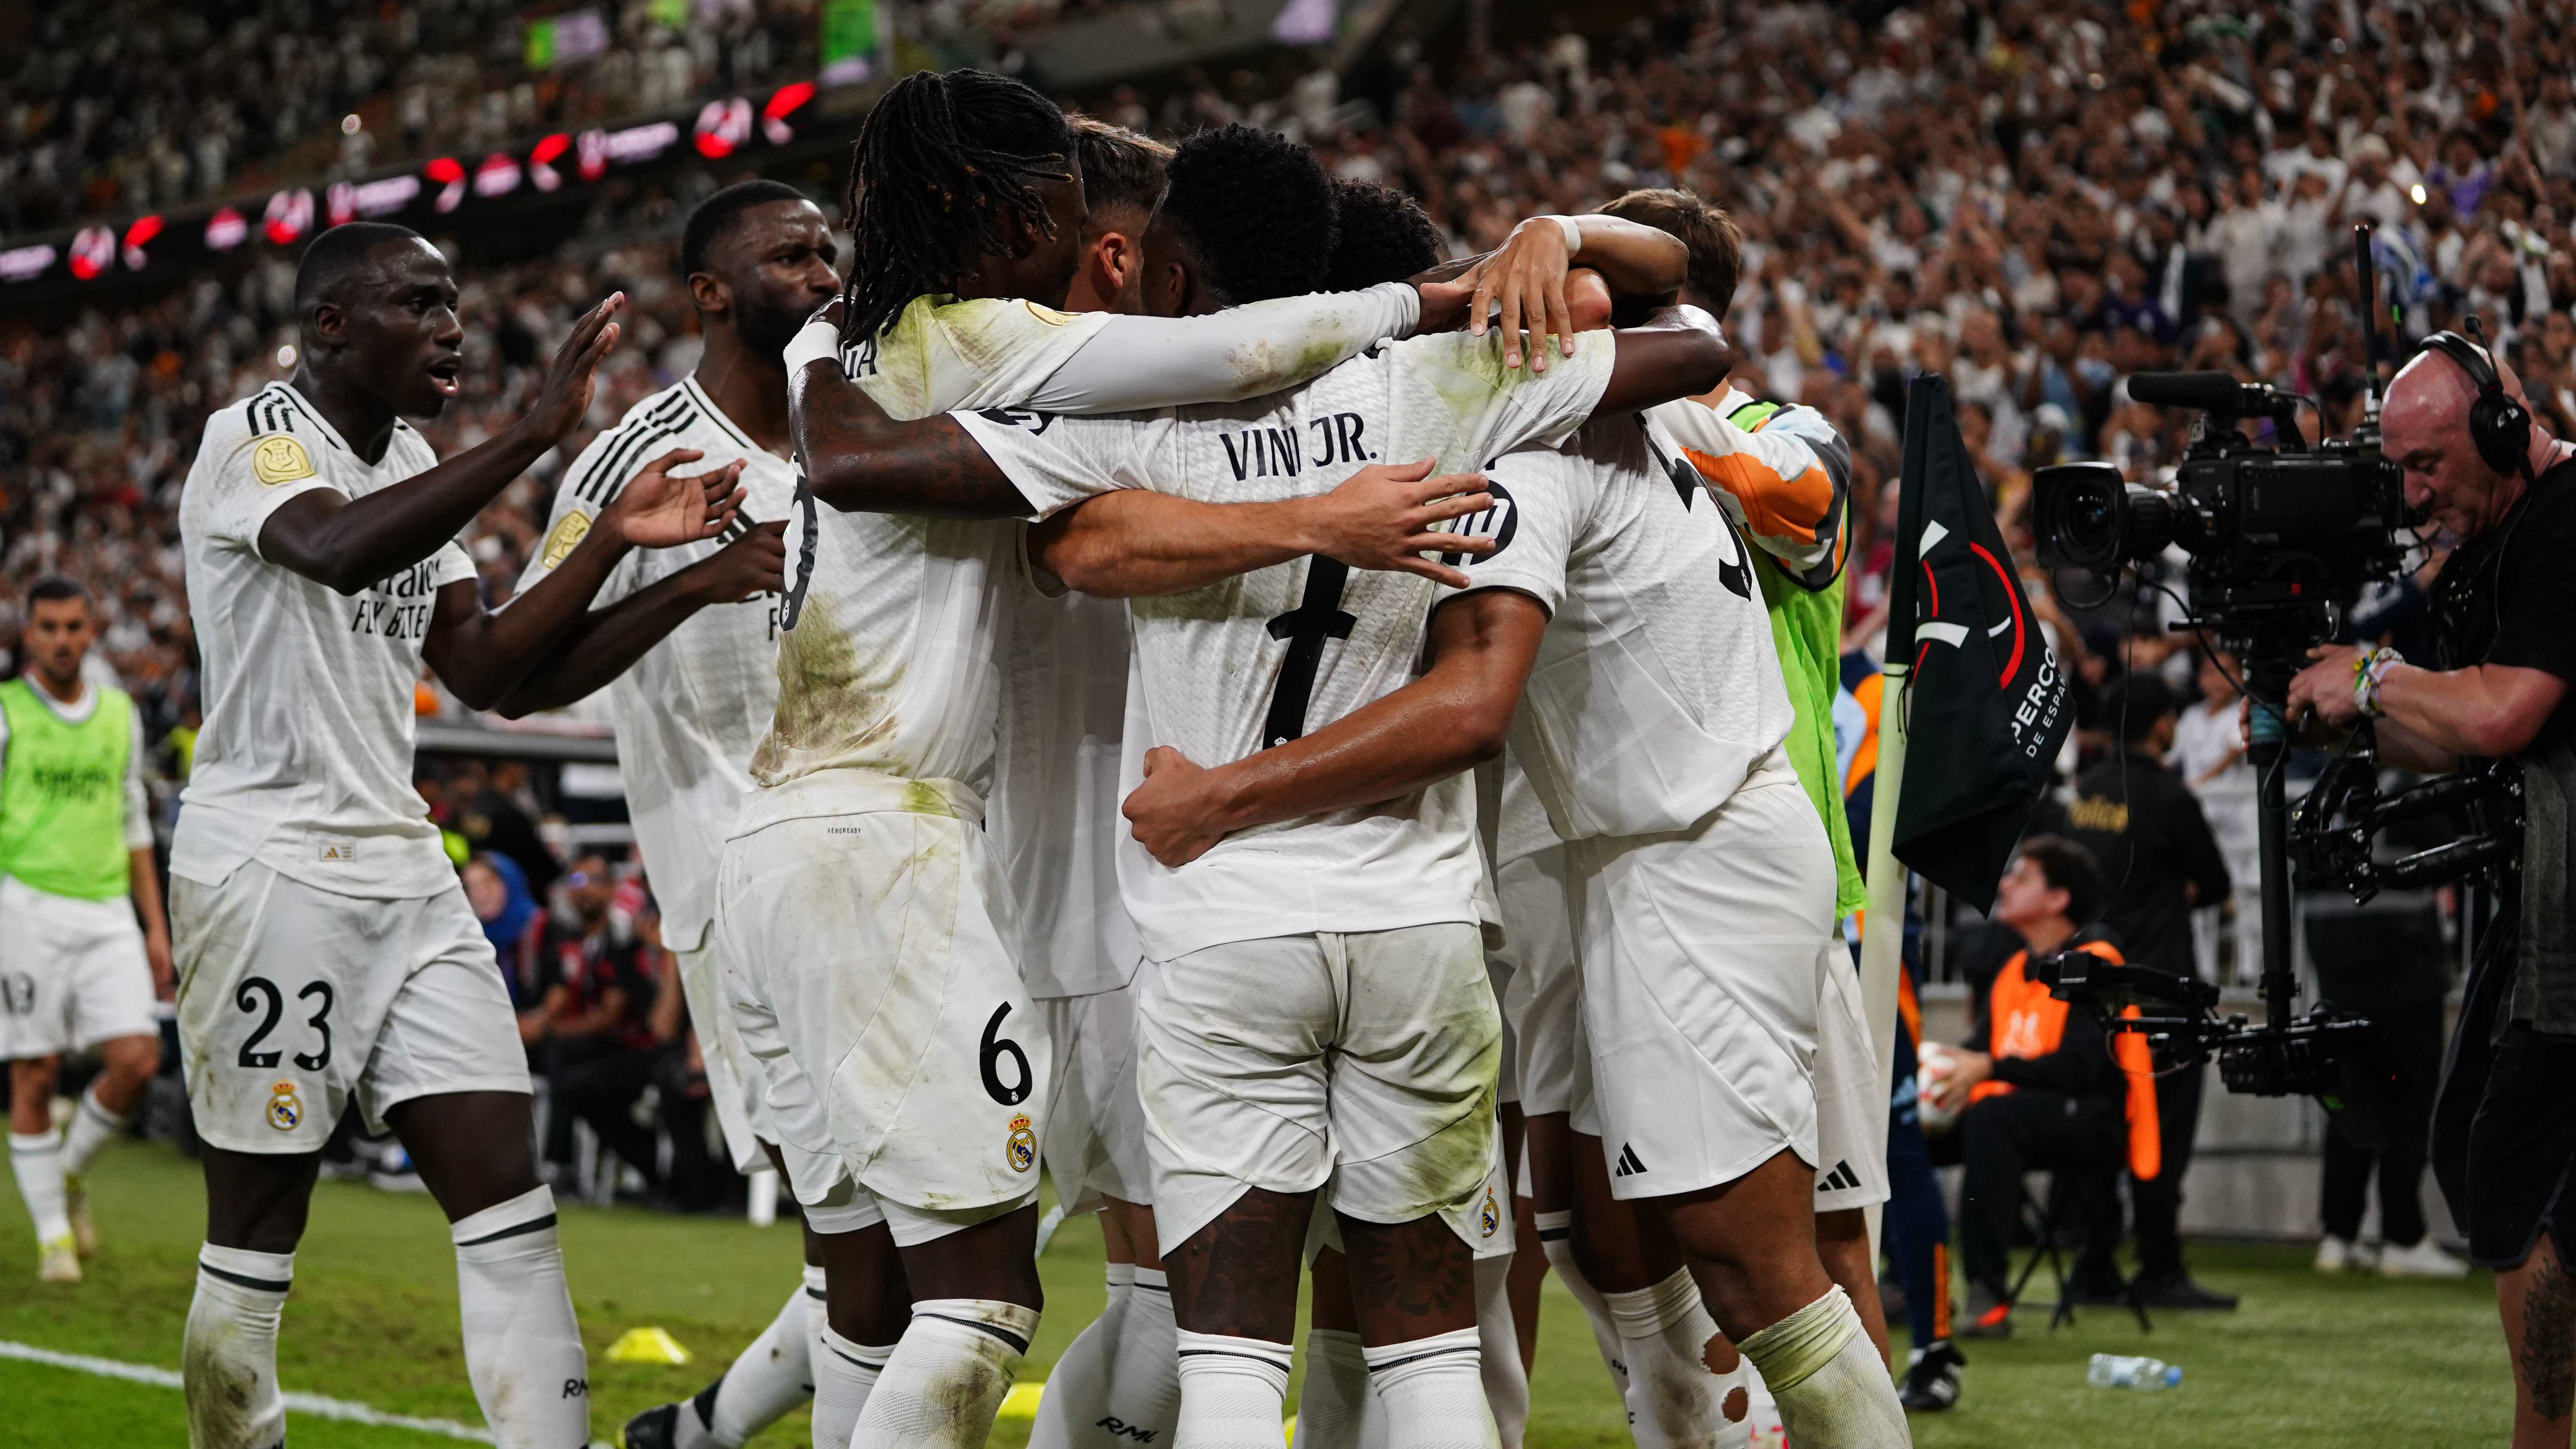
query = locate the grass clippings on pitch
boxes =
[0,1141,2512,1445]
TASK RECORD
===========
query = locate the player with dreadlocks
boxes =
[718,71,1499,1449]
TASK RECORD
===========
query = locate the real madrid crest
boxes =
[1480,1185,1501,1239]
[267,1080,304,1132]
[251,435,315,487]
[1005,1112,1037,1173]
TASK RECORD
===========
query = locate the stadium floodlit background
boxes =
[0,0,2567,1441]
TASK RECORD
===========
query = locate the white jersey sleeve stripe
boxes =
[572,393,696,503]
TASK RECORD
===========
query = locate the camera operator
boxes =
[2284,340,2576,1443]
[2062,673,2241,1311]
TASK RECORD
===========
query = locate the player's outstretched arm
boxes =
[423,452,745,711]
[491,520,787,717]
[1461,215,1688,370]
[1031,459,1496,599]
[1121,591,1546,866]
[1593,304,1735,419]
[260,295,625,594]
[1022,283,1426,412]
[789,356,1035,519]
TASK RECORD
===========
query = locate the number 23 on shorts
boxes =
[234,975,337,1133]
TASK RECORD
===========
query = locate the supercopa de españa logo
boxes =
[1006,1113,1036,1173]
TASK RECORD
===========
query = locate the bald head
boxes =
[2384,340,2552,541]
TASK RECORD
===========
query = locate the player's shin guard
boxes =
[1292,1329,1380,1449]
[61,1084,132,1177]
[812,1327,894,1449]
[1107,1268,1182,1443]
[450,1186,590,1449]
[1173,1331,1292,1449]
[1601,1269,1728,1447]
[1364,1327,1497,1449]
[10,1130,71,1248]
[1736,1287,1909,1449]
[849,1297,1037,1449]
[1029,1266,1129,1449]
[693,1271,821,1446]
[184,1245,292,1449]
[1474,1254,1530,1449]
[1531,1212,1640,1438]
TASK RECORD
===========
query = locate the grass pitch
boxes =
[0,1141,2513,1445]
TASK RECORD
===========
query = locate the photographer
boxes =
[2285,341,2576,1443]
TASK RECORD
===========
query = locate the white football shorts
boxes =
[674,939,773,1177]
[1133,922,1501,1259]
[173,863,528,1154]
[1309,1109,1519,1262]
[1811,939,1891,1213]
[716,806,1051,1226]
[0,875,157,1060]
[1492,845,1590,1126]
[1569,753,1838,1201]
[1040,983,1149,1213]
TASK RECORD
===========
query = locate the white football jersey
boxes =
[174,382,475,900]
[1436,416,1794,844]
[516,376,797,952]
[744,295,1112,823]
[954,328,1616,961]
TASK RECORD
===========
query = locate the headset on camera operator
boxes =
[2282,333,2576,1441]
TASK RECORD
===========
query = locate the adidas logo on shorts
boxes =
[1611,1143,1648,1178]
[1817,1160,1863,1194]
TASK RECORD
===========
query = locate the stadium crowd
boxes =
[11,0,2575,907]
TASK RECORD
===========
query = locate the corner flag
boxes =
[1882,374,2071,913]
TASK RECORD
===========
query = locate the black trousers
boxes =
[2320,999,2445,1246]
[1939,1088,2123,1296]
[2126,1057,2206,1279]
[558,1043,666,1187]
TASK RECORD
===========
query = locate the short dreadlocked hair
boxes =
[1158,124,1335,307]
[1326,178,1442,292]
[840,68,1076,341]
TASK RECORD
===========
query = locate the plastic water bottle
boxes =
[2087,1353,2182,1390]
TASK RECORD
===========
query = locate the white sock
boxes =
[184,1244,292,1449]
[851,1297,1037,1449]
[9,1130,70,1246]
[61,1085,131,1178]
[1474,1254,1530,1449]
[1364,1326,1497,1449]
[1294,1329,1379,1449]
[1601,1270,1724,1447]
[1030,1267,1131,1449]
[1533,1212,1646,1446]
[812,1325,895,1449]
[1737,1287,1908,1449]
[1173,1330,1292,1449]
[1109,1268,1183,1445]
[695,1273,820,1446]
[450,1186,590,1449]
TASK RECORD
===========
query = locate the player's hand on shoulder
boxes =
[608,448,746,549]
[1309,458,1496,589]
[1462,216,1583,372]
[1123,745,1227,867]
[690,519,789,603]
[522,292,626,443]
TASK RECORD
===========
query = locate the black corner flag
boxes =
[1884,374,2072,914]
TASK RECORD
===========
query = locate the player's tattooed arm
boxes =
[1121,590,1547,866]
[425,453,745,711]
[789,361,1035,519]
[492,520,788,717]
[1030,459,1496,599]
[260,295,626,593]
[1593,304,1735,420]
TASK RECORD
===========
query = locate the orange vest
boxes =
[1971,941,2163,1180]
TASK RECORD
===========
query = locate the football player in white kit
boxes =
[769,158,1728,1449]
[171,222,744,1449]
[487,179,826,1449]
[1116,418,1914,1447]
[723,75,1482,1449]
[1,577,172,1285]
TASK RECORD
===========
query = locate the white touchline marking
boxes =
[0,1340,617,1447]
